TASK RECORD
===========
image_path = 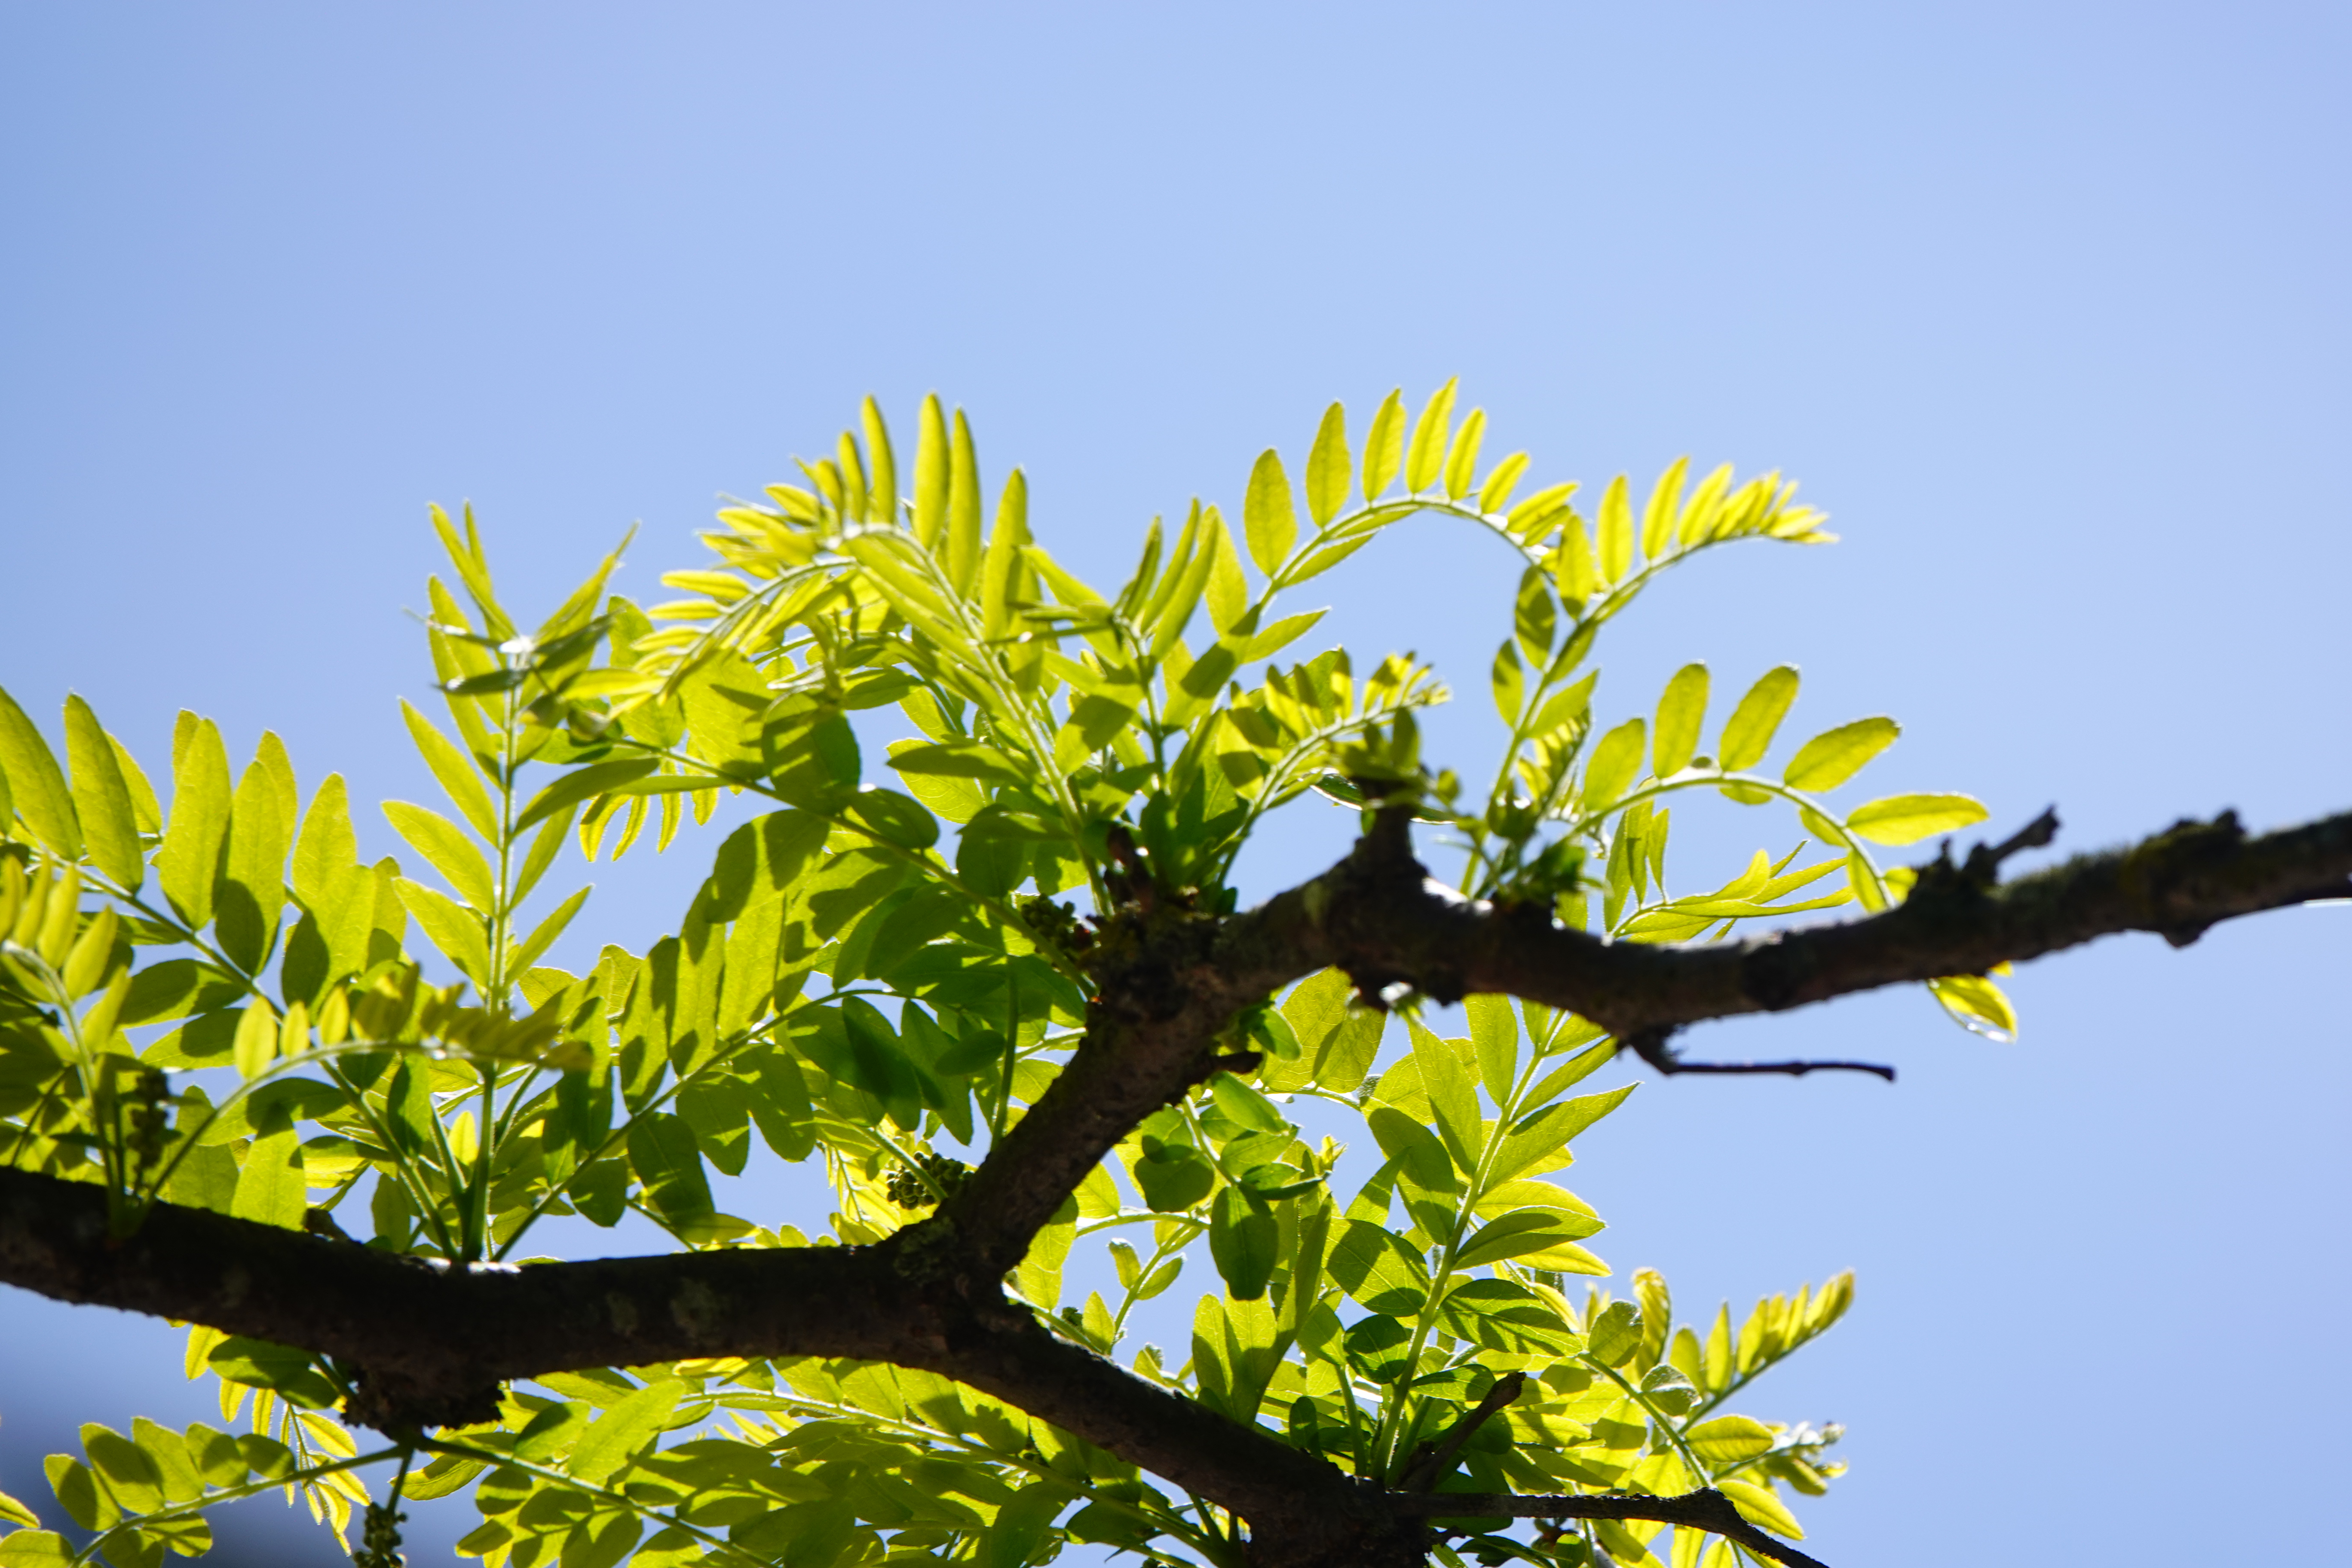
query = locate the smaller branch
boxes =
[1397,1371,1524,1492]
[1623,1028,1895,1083]
[1962,805,2060,882]
[1384,1487,1830,1568]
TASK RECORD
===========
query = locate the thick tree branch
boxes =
[1386,1487,1829,1568]
[1305,805,2352,1035]
[0,1166,1398,1561]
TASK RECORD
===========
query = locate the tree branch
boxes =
[4,801,2343,1568]
[1304,805,2352,1035]
[1385,1487,1829,1568]
[0,1165,1395,1559]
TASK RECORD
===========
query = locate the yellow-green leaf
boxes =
[1595,475,1632,584]
[1441,406,1485,500]
[1244,448,1299,574]
[400,701,498,839]
[396,878,493,985]
[861,395,897,525]
[1362,389,1406,499]
[1581,719,1647,812]
[1639,456,1689,560]
[232,996,278,1078]
[0,686,80,859]
[63,697,141,891]
[912,393,950,546]
[1685,1414,1776,1463]
[1403,378,1458,494]
[1652,664,1710,776]
[1305,402,1350,527]
[1930,974,2018,1038]
[979,469,1031,641]
[1716,1479,1803,1540]
[382,802,496,911]
[1718,667,1799,772]
[566,1378,687,1486]
[230,1106,307,1229]
[1783,717,1899,792]
[946,408,985,594]
[1846,792,1989,845]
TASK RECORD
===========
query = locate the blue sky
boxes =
[3,6,2347,1565]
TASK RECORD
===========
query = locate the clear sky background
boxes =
[3,5,2347,1566]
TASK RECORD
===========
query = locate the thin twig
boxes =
[1623,1028,1896,1083]
[1383,1487,1830,1568]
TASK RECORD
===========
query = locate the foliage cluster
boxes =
[0,386,2007,1568]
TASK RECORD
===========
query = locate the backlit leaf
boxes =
[63,697,141,890]
[1362,389,1406,499]
[1783,717,1899,792]
[1718,666,1799,772]
[1846,793,1989,845]
[1305,402,1350,527]
[1244,449,1298,575]
[0,686,80,859]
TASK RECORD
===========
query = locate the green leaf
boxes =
[1513,566,1556,664]
[1209,1186,1279,1301]
[229,1105,306,1229]
[0,686,80,858]
[1481,450,1533,514]
[1489,641,1525,725]
[1719,666,1800,772]
[1329,1220,1432,1317]
[400,700,499,839]
[1208,1070,1286,1134]
[911,393,951,545]
[1455,1209,1597,1271]
[1362,389,1406,499]
[566,1378,688,1486]
[214,739,294,973]
[626,1113,714,1233]
[382,802,496,910]
[1464,994,1519,1106]
[1244,448,1299,575]
[1717,1479,1804,1540]
[290,775,358,916]
[1403,378,1458,494]
[1304,402,1351,527]
[845,788,939,850]
[1407,1018,1483,1175]
[861,395,897,524]
[1640,456,1690,560]
[1595,475,1633,584]
[511,885,591,972]
[1491,1084,1637,1184]
[979,469,1032,642]
[888,740,1029,785]
[1846,792,1989,845]
[0,1531,73,1568]
[395,878,493,985]
[1652,664,1710,776]
[516,757,661,833]
[1132,1139,1215,1212]
[1366,1109,1454,1195]
[231,996,278,1079]
[946,408,985,594]
[1686,1415,1776,1463]
[1581,718,1648,813]
[1783,717,1900,791]
[63,697,141,891]
[1437,408,1487,503]
[0,1486,41,1529]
